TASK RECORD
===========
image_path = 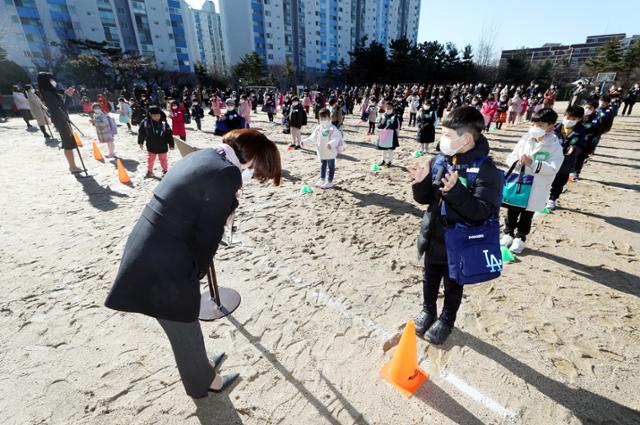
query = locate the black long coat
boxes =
[41,90,75,149]
[105,149,242,322]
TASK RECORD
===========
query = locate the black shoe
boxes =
[415,311,437,336]
[425,319,453,345]
[294,145,301,150]
[208,373,240,393]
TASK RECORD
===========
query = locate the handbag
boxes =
[436,155,503,285]
[502,161,533,208]
[377,129,394,149]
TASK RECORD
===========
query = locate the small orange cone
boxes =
[92,142,104,161]
[117,159,131,184]
[380,320,428,397]
[73,132,84,147]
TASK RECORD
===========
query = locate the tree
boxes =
[620,39,640,86]
[499,49,531,84]
[582,40,624,78]
[63,54,109,88]
[232,52,266,85]
[348,37,388,84]
[0,60,30,93]
[475,21,500,67]
[283,56,295,88]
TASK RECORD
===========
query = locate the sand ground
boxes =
[0,102,638,425]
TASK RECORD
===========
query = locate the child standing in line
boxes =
[117,97,132,132]
[91,103,117,157]
[301,108,343,189]
[366,98,378,135]
[191,98,205,131]
[481,94,498,132]
[238,94,252,128]
[289,96,308,149]
[138,105,174,178]
[169,100,186,141]
[519,96,529,124]
[546,106,587,210]
[501,108,563,254]
[377,101,399,166]
[507,92,521,126]
[416,100,436,153]
[496,95,508,129]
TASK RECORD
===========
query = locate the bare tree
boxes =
[475,20,500,67]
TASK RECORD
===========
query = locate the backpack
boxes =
[432,154,505,285]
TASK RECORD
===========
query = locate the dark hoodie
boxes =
[412,135,502,264]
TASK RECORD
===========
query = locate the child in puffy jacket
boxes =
[501,108,563,254]
[301,108,343,190]
[91,103,117,157]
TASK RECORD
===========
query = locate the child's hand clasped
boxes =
[410,159,430,184]
[440,171,459,193]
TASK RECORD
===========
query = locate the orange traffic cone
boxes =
[116,159,131,184]
[92,142,104,162]
[380,320,428,397]
[73,132,84,147]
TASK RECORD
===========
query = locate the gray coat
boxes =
[26,92,48,126]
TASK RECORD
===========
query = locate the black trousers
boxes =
[504,208,535,241]
[550,169,571,201]
[409,112,417,126]
[368,122,375,133]
[622,102,635,116]
[575,151,588,174]
[423,261,464,326]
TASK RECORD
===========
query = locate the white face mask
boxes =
[529,126,547,139]
[563,119,578,128]
[51,80,57,87]
[241,168,254,184]
[93,109,102,114]
[584,108,594,115]
[320,119,330,127]
[292,101,299,106]
[439,134,465,156]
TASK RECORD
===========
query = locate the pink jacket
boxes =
[481,100,498,120]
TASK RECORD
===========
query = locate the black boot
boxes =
[425,319,453,345]
[415,310,437,336]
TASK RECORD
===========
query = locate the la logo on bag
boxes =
[483,250,503,272]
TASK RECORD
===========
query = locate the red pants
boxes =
[148,152,168,173]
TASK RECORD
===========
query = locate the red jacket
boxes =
[170,108,185,136]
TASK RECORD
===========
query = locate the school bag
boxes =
[502,161,533,208]
[377,129,394,148]
[107,115,117,135]
[432,155,504,285]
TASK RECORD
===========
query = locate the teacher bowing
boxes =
[105,129,282,398]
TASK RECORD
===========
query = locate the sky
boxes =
[186,0,640,54]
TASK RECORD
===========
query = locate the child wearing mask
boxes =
[481,95,498,132]
[138,105,174,177]
[416,101,436,153]
[169,100,186,141]
[90,103,117,158]
[502,108,563,253]
[301,108,343,189]
[238,95,252,128]
[507,92,522,126]
[546,106,587,210]
[366,98,378,135]
[191,98,205,131]
[117,97,132,132]
[572,100,601,181]
[408,94,421,126]
[289,96,308,149]
[496,95,508,129]
[214,99,245,136]
[377,101,400,166]
[410,106,502,344]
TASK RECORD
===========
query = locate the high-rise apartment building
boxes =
[219,0,420,74]
[1,0,226,75]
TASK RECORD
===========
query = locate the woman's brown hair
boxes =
[222,129,282,186]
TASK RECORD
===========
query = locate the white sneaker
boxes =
[571,172,580,181]
[546,200,557,210]
[316,179,326,187]
[322,181,334,189]
[510,237,525,254]
[500,234,514,247]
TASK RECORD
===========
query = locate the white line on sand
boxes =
[305,284,519,423]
